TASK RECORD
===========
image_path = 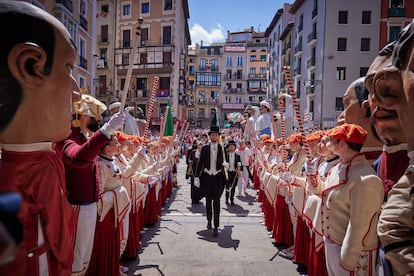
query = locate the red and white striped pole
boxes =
[278,98,288,170]
[143,76,159,139]
[282,66,312,161]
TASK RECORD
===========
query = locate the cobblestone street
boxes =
[124,156,298,276]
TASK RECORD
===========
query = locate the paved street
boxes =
[124,156,299,276]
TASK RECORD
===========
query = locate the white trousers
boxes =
[237,168,249,193]
[71,203,97,276]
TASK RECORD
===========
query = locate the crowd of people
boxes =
[181,21,414,276]
[0,2,413,276]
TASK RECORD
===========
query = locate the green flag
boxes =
[164,99,174,136]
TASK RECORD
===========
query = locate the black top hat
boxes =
[226,140,237,148]
[208,125,220,134]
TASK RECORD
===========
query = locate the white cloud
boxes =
[190,23,225,47]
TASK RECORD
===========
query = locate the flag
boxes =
[164,99,174,136]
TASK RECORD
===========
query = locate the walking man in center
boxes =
[195,113,227,237]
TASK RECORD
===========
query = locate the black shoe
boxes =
[207,223,212,229]
[213,228,218,237]
[225,200,229,205]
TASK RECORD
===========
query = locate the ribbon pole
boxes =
[143,76,159,139]
[282,66,312,161]
[120,17,144,110]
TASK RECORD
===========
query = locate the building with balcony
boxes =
[246,31,268,106]
[106,0,190,129]
[265,4,294,113]
[35,0,96,94]
[265,0,381,129]
[193,42,223,128]
[379,0,414,48]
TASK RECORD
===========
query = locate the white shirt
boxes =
[236,147,252,166]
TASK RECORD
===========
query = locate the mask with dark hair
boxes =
[353,78,369,106]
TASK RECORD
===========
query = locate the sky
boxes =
[188,0,288,46]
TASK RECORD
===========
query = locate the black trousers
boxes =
[225,171,238,203]
[203,173,224,229]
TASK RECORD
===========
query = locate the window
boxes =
[250,55,256,62]
[140,28,149,45]
[226,56,232,67]
[337,38,347,51]
[389,26,401,42]
[164,0,172,10]
[335,97,344,111]
[140,53,147,64]
[362,11,371,24]
[101,5,108,13]
[162,26,171,45]
[260,67,266,75]
[159,77,170,90]
[122,29,130,47]
[79,76,86,89]
[211,59,218,70]
[101,25,108,42]
[250,68,256,75]
[123,4,131,16]
[309,100,314,113]
[199,59,206,70]
[163,52,171,64]
[141,2,149,13]
[391,0,404,8]
[338,11,348,24]
[237,56,243,67]
[361,38,370,51]
[360,67,369,77]
[122,53,129,65]
[260,54,267,61]
[236,97,242,104]
[336,67,346,80]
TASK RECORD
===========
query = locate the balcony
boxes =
[248,73,267,79]
[56,0,73,12]
[388,7,405,17]
[248,87,267,94]
[307,31,317,44]
[306,86,315,95]
[306,57,315,68]
[79,15,88,31]
[136,89,148,98]
[96,59,107,69]
[209,98,219,104]
[224,88,242,93]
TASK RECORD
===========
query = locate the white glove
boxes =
[194,177,200,188]
[282,171,294,183]
[100,112,126,138]
[305,160,317,175]
[222,161,230,169]
[147,176,158,185]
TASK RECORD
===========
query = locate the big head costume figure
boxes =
[0,1,78,144]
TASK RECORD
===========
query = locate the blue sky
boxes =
[188,0,288,46]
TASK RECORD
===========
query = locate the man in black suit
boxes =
[225,140,241,206]
[195,125,227,237]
